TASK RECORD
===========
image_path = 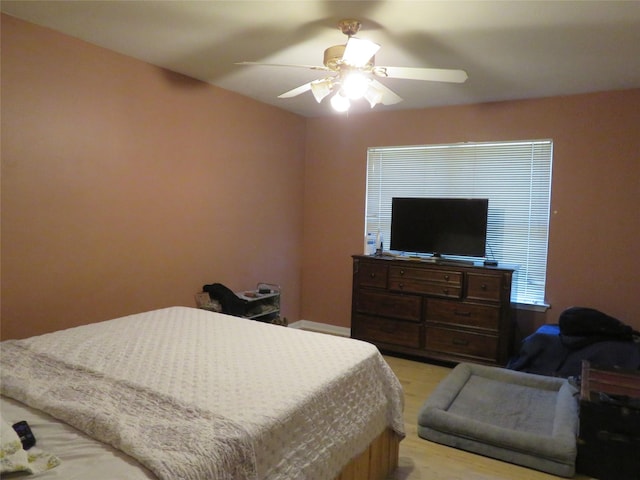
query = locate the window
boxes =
[366,140,553,307]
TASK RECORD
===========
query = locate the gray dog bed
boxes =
[418,363,579,477]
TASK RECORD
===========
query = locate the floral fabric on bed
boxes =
[0,416,61,474]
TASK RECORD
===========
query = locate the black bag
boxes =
[559,307,635,342]
[202,283,248,316]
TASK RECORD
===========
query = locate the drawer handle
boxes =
[400,269,405,275]
[444,274,450,281]
[453,339,469,346]
[369,273,376,278]
[442,288,449,295]
[398,283,405,290]
[454,310,471,317]
[481,283,488,290]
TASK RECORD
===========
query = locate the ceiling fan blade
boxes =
[342,37,380,67]
[369,79,403,106]
[278,82,313,99]
[376,66,468,83]
[236,61,329,72]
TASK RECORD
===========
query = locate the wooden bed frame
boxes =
[335,428,401,480]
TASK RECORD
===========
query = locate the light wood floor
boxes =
[383,355,593,480]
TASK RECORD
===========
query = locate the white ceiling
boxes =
[3,1,640,117]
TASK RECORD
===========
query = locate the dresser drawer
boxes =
[390,266,462,286]
[426,298,500,331]
[352,314,422,348]
[466,273,503,302]
[355,289,422,322]
[389,266,462,298]
[356,261,388,288]
[389,278,462,299]
[425,326,498,361]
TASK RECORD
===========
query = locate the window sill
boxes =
[514,302,550,313]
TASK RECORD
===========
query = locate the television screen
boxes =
[390,197,488,257]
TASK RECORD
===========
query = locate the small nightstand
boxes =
[198,282,285,325]
[235,283,282,323]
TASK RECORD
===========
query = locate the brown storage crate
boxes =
[576,400,640,480]
[576,362,640,480]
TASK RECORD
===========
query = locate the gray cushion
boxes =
[418,363,579,477]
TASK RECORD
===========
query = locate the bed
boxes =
[0,306,404,479]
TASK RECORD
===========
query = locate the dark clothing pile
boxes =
[508,308,640,378]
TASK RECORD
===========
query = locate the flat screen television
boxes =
[390,197,488,258]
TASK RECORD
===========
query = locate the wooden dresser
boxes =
[351,255,516,366]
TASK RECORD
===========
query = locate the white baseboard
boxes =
[288,319,351,337]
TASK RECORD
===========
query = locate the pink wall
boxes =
[2,15,639,341]
[1,15,306,339]
[302,90,640,334]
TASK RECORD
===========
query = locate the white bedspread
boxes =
[0,307,404,479]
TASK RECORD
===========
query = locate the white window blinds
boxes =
[366,140,553,306]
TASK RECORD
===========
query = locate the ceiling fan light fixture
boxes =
[330,91,350,112]
[310,78,333,103]
[342,72,369,100]
[364,84,383,108]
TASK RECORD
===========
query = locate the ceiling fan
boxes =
[237,19,468,112]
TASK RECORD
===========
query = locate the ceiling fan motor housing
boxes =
[323,45,374,70]
[337,19,361,36]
